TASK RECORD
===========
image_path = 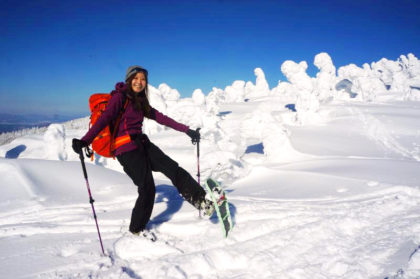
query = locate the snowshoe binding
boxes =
[195,198,215,218]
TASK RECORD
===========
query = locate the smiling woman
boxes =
[131,72,147,93]
[125,66,152,115]
[72,65,212,239]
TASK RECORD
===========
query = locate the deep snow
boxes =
[0,53,420,279]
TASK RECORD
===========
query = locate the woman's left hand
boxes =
[186,129,200,144]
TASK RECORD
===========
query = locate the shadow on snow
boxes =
[6,144,27,159]
[149,184,184,228]
[245,143,264,154]
[149,184,237,231]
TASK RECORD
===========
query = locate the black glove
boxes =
[72,138,88,154]
[186,128,200,144]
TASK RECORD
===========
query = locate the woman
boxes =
[72,65,214,239]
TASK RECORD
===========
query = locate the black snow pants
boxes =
[117,134,206,233]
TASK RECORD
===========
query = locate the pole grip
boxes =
[79,151,88,179]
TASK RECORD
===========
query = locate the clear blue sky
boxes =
[1,0,419,116]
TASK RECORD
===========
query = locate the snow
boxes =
[1,52,420,278]
[43,124,68,161]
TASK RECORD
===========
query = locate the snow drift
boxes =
[0,52,420,279]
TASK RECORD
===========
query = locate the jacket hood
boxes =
[110,82,127,96]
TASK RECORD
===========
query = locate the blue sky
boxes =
[1,0,419,116]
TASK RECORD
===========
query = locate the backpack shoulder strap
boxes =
[109,93,129,154]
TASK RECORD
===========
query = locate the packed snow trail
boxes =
[0,101,419,278]
[0,159,419,278]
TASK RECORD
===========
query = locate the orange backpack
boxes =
[88,93,129,159]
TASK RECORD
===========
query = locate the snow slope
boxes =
[1,53,420,278]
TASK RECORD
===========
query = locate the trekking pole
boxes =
[78,149,105,256]
[192,128,202,218]
[195,128,201,185]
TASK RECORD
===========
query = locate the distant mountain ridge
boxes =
[0,113,84,134]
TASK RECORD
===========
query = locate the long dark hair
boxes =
[125,71,152,117]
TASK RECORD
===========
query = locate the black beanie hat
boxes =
[125,65,148,81]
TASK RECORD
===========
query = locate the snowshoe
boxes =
[204,178,233,237]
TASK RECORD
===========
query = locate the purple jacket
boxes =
[82,82,189,156]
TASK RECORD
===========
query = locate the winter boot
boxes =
[132,229,157,242]
[195,197,215,217]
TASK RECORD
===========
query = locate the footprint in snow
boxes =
[337,188,348,193]
[367,181,379,187]
[59,245,80,257]
[113,234,181,260]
